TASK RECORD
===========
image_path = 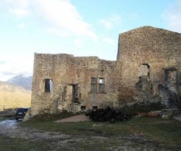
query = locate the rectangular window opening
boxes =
[81,106,86,111]
[44,79,53,93]
[91,77,97,93]
[72,84,79,102]
[98,78,105,93]
[90,77,105,93]
[98,78,104,84]
[93,106,98,110]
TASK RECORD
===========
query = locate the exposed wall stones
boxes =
[117,26,181,107]
[31,26,181,115]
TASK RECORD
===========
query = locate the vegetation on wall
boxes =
[120,101,166,114]
[117,86,135,106]
[117,86,167,114]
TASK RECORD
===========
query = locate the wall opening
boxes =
[93,106,98,110]
[91,77,97,93]
[72,84,79,102]
[159,67,180,108]
[90,77,105,93]
[44,79,53,93]
[81,106,86,111]
[164,67,177,84]
[65,84,79,102]
[137,64,151,91]
[98,77,105,93]
[139,64,150,77]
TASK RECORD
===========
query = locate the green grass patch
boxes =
[0,135,54,151]
[21,113,181,147]
[29,110,81,121]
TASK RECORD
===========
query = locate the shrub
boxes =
[29,110,80,121]
[120,101,166,114]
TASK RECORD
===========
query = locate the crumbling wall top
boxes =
[117,26,181,61]
[119,26,181,37]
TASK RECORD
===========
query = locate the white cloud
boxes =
[164,0,181,32]
[32,0,97,41]
[0,54,33,81]
[103,37,115,45]
[46,27,70,37]
[100,14,121,30]
[10,8,30,18]
[5,0,30,18]
[7,0,30,8]
[18,23,25,29]
[1,0,97,40]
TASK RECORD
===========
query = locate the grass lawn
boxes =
[0,111,181,151]
[0,135,57,151]
[20,112,181,147]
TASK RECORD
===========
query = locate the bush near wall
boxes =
[120,101,166,114]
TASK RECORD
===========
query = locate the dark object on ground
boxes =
[15,108,29,120]
[85,107,132,122]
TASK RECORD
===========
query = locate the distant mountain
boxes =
[0,81,29,93]
[7,74,32,90]
[0,81,31,110]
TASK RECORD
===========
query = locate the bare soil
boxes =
[56,114,90,123]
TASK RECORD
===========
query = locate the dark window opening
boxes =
[91,77,97,93]
[91,84,97,93]
[164,68,177,82]
[72,84,79,102]
[91,77,97,83]
[44,79,53,93]
[81,106,86,111]
[98,78,105,93]
[90,77,105,93]
[93,106,98,110]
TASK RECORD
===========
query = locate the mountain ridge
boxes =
[0,81,30,93]
[6,74,32,90]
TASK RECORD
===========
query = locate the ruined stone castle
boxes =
[31,26,181,115]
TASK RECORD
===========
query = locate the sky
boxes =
[0,0,181,81]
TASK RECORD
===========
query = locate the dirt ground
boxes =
[56,114,90,123]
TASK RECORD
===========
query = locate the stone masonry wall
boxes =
[31,26,181,115]
[117,26,181,105]
[31,54,120,115]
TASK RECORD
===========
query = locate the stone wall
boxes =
[31,54,120,115]
[117,26,181,106]
[31,26,181,115]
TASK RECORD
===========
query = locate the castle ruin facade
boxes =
[31,26,181,115]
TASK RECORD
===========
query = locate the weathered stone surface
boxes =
[31,26,181,115]
[117,26,181,107]
[31,54,119,115]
